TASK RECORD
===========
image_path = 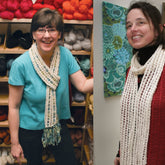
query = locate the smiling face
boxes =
[126,8,157,49]
[33,26,61,57]
[31,8,64,57]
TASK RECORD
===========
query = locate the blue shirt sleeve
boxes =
[60,46,80,75]
[8,55,26,86]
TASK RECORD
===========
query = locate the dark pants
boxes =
[19,120,77,165]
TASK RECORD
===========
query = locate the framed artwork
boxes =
[102,1,132,97]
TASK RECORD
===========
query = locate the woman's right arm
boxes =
[8,85,24,164]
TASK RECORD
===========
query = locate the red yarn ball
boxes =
[7,0,19,11]
[0,11,14,20]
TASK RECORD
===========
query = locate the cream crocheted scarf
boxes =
[29,43,61,147]
[120,45,165,165]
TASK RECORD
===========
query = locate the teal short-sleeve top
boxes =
[8,46,80,130]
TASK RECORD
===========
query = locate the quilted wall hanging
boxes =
[102,1,133,97]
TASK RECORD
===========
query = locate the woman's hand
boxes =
[114,157,120,165]
[11,143,24,165]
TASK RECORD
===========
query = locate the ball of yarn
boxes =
[0,11,14,20]
[72,90,85,102]
[0,34,5,45]
[63,1,75,14]
[7,0,19,11]
[64,32,70,44]
[76,29,84,41]
[0,56,6,77]
[19,33,32,49]
[73,41,82,51]
[64,43,73,50]
[6,30,23,48]
[63,13,74,20]
[81,38,91,51]
[0,0,7,12]
[68,30,77,44]
[64,31,76,45]
[7,59,14,70]
[20,0,33,12]
[80,58,90,71]
[14,9,24,18]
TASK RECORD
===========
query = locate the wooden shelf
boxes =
[64,20,93,25]
[0,18,93,25]
[15,155,55,164]
[0,120,8,127]
[0,76,8,82]
[0,46,91,55]
[84,145,90,163]
[84,145,93,165]
[72,50,91,55]
[71,101,86,107]
[0,18,32,23]
[87,128,93,140]
[67,124,83,129]
[89,105,93,116]
[0,46,26,54]
[0,95,8,105]
[82,161,86,165]
[0,143,10,147]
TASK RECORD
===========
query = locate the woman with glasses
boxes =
[8,8,93,165]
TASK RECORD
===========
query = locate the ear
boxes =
[160,24,163,32]
[155,24,163,38]
[32,32,36,40]
[58,32,62,39]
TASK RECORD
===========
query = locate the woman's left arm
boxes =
[70,70,93,93]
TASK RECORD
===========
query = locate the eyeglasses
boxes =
[36,27,57,35]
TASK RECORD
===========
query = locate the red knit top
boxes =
[117,46,165,164]
[147,65,165,164]
[123,64,165,164]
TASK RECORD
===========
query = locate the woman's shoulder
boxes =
[13,51,30,64]
[59,46,72,55]
[11,51,31,70]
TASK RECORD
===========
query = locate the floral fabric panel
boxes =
[102,1,133,97]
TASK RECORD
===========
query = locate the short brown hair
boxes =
[31,8,64,37]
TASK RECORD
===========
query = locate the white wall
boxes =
[93,0,164,165]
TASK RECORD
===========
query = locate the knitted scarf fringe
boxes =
[29,43,61,147]
[42,123,61,148]
[120,45,165,165]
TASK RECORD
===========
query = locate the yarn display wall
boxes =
[0,0,93,20]
[64,26,92,51]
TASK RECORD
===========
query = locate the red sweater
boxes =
[120,66,165,164]
[118,64,165,164]
[147,65,165,164]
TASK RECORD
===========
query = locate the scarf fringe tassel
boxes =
[42,123,61,148]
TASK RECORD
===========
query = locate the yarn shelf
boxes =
[0,96,8,106]
[0,18,93,25]
[72,101,86,107]
[0,77,8,83]
[0,18,93,165]
[80,93,93,165]
[0,120,8,128]
[0,46,91,55]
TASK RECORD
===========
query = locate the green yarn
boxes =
[42,123,61,148]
